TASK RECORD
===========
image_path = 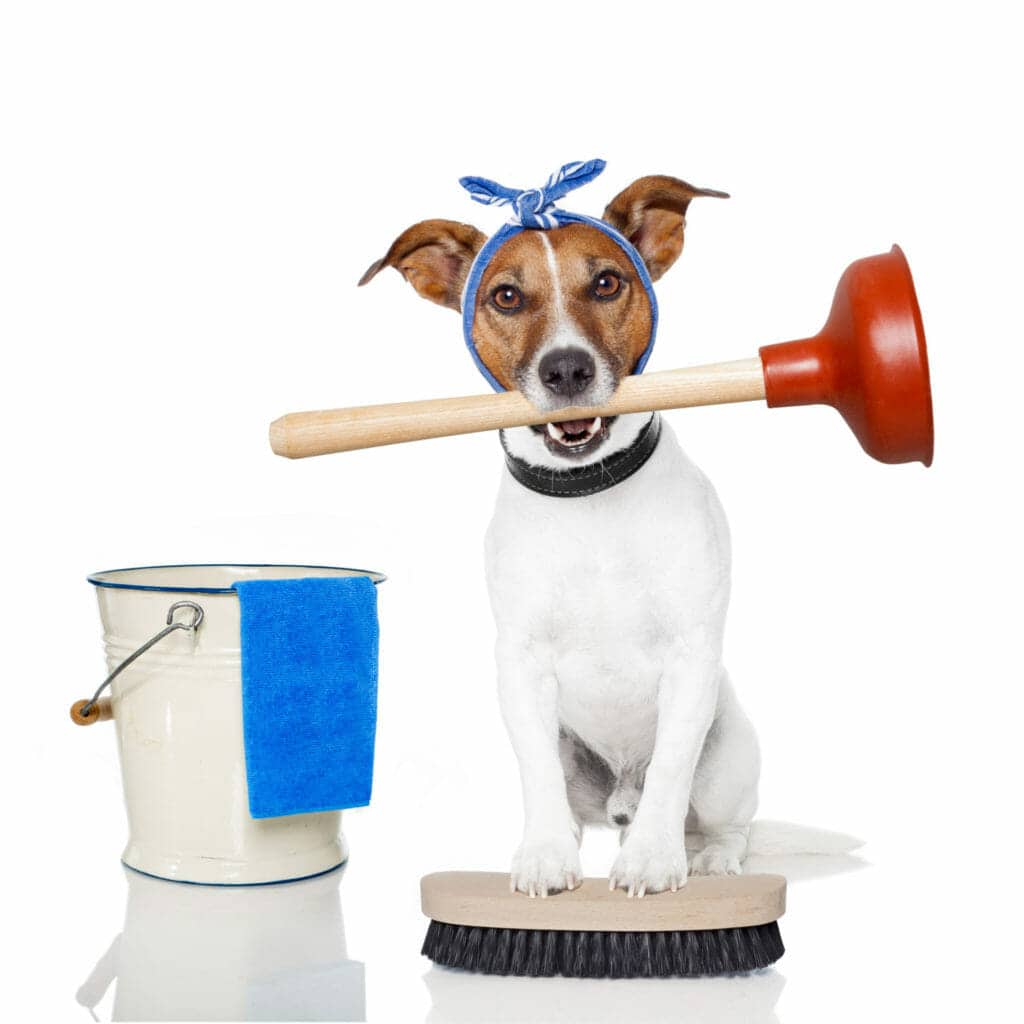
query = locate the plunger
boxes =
[269,246,933,466]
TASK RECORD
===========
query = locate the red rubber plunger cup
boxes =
[759,246,934,466]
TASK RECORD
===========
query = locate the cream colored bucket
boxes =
[76,564,384,885]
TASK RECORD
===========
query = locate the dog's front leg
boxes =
[497,636,581,898]
[610,633,720,897]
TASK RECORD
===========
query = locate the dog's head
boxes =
[360,175,726,461]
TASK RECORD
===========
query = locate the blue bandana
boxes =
[459,159,659,393]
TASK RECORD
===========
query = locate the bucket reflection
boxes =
[76,865,365,1021]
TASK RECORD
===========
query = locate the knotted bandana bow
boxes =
[460,159,608,229]
[459,160,658,392]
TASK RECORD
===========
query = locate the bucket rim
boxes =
[88,563,387,593]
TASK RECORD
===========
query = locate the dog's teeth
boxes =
[546,416,605,447]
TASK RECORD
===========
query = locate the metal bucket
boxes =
[78,564,384,885]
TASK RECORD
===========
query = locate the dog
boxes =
[361,173,760,898]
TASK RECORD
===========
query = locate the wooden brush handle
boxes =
[421,871,786,931]
[270,357,766,459]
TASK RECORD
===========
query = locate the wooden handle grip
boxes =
[70,698,113,726]
[270,357,767,459]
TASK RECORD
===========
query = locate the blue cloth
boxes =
[458,159,659,392]
[233,576,379,819]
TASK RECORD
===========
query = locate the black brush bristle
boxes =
[422,920,784,979]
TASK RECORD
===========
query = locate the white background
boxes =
[3,1,1022,1021]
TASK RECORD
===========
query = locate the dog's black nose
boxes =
[539,347,595,396]
[612,813,630,826]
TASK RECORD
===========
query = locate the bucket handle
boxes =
[70,601,205,726]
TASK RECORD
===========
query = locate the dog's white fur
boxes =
[365,195,864,896]
[489,415,760,896]
[485,240,760,897]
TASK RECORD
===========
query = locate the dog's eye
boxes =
[592,271,622,300]
[492,285,524,313]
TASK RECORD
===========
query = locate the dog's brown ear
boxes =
[358,219,487,311]
[602,176,728,282]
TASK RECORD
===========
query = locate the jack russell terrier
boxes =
[361,161,760,898]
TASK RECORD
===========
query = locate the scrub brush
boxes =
[420,871,786,979]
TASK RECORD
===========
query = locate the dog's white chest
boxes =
[484,421,730,765]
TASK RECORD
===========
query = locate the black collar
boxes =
[500,415,662,498]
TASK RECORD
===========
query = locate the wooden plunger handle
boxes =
[270,357,766,459]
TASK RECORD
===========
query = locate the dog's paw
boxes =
[688,843,743,877]
[609,829,687,897]
[510,830,582,898]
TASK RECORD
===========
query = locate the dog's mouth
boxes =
[531,416,616,458]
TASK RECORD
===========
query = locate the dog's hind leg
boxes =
[559,729,615,831]
[687,670,760,875]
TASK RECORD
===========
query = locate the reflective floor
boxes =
[423,852,863,1024]
[424,964,786,1024]
[74,853,864,1022]
[75,866,365,1022]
